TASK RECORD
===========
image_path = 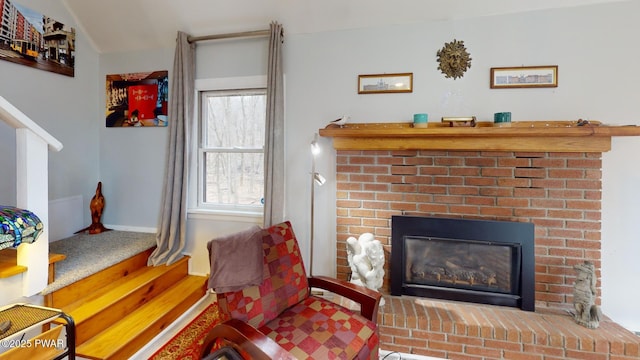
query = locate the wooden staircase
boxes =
[45,248,207,360]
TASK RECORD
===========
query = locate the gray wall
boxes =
[0,0,100,220]
[1,0,638,332]
[282,2,640,332]
[98,48,174,229]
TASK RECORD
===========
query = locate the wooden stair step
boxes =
[46,247,154,309]
[63,256,191,345]
[0,249,65,279]
[76,275,207,360]
[62,254,189,315]
[0,249,27,278]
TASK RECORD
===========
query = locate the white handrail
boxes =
[0,95,63,152]
[0,95,63,301]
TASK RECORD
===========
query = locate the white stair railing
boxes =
[0,96,63,303]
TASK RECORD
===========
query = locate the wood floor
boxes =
[45,248,207,360]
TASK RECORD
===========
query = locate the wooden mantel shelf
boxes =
[318,121,640,152]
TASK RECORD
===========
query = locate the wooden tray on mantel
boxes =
[318,120,640,153]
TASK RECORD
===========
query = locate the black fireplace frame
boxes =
[391,215,535,311]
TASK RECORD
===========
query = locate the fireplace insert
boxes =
[391,216,535,311]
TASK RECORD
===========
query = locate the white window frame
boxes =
[190,76,267,219]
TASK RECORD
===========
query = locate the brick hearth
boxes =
[333,149,639,359]
[377,295,639,359]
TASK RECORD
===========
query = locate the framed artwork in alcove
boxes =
[105,71,169,127]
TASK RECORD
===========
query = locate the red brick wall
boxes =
[335,150,602,308]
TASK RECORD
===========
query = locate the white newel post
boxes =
[16,128,49,297]
[0,96,62,302]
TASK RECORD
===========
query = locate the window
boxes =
[196,86,266,213]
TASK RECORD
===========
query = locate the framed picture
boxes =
[490,66,558,89]
[358,73,413,94]
[105,71,169,127]
[0,2,76,77]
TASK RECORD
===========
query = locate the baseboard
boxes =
[104,224,156,233]
[48,195,158,240]
[130,293,214,359]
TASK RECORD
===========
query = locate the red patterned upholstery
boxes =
[216,221,309,328]
[259,296,379,359]
[211,221,381,360]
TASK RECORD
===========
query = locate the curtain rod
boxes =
[188,29,270,43]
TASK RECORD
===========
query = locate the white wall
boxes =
[0,0,99,303]
[98,36,271,269]
[602,137,640,331]
[0,121,17,205]
[0,0,100,220]
[282,2,640,332]
[98,48,174,228]
[0,2,100,222]
[48,195,84,241]
[96,2,640,331]
[2,0,638,332]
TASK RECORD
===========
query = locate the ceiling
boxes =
[61,0,625,54]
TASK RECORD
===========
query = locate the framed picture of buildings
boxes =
[106,71,169,127]
[490,66,558,89]
[0,2,75,77]
[358,73,413,94]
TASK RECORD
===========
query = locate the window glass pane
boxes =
[204,93,265,149]
[204,152,264,206]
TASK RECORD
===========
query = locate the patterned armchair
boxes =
[201,221,382,360]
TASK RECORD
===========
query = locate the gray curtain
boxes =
[148,31,195,266]
[263,22,285,227]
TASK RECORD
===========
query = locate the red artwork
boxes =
[127,85,158,126]
[105,70,168,127]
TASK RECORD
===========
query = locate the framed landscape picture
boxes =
[490,66,558,89]
[105,71,169,127]
[358,73,413,94]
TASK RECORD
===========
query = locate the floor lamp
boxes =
[310,133,325,276]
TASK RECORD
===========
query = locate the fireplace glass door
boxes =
[391,215,535,311]
[404,236,520,295]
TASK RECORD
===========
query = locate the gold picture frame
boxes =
[490,66,558,89]
[358,73,413,94]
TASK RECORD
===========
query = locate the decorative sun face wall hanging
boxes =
[437,39,472,79]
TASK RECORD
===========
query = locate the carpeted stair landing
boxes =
[43,230,156,294]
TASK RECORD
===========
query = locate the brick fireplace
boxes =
[335,150,602,307]
[332,149,640,359]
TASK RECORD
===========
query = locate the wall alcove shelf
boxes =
[318,121,640,152]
